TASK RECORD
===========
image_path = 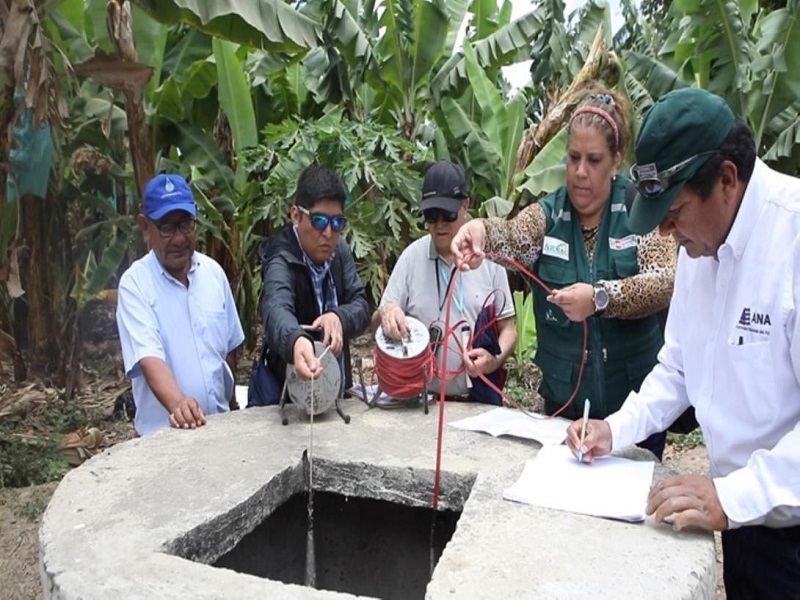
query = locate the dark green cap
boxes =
[628,88,735,234]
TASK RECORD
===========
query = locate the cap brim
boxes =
[146,203,197,221]
[421,196,464,213]
[627,184,682,234]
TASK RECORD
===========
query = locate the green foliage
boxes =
[0,432,68,489]
[132,0,320,52]
[14,488,52,522]
[0,400,102,489]
[243,110,425,302]
[513,290,537,363]
[667,428,705,450]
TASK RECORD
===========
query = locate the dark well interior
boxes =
[213,491,461,599]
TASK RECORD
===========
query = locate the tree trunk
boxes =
[107,0,153,199]
[17,193,57,375]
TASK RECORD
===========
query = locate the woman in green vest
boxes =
[450,88,677,459]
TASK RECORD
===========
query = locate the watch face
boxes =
[594,286,609,311]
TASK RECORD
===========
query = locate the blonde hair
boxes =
[568,88,631,155]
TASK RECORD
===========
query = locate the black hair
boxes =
[684,117,756,200]
[295,164,347,210]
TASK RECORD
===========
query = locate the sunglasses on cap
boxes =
[423,208,459,224]
[630,150,716,198]
[297,205,347,232]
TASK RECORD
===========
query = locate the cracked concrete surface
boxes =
[39,400,715,599]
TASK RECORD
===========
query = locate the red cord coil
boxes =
[373,344,435,398]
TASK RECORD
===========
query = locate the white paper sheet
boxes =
[449,407,569,446]
[503,445,655,522]
[235,385,249,409]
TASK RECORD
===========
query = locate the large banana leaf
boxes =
[621,50,686,100]
[750,0,800,146]
[431,9,546,95]
[461,43,526,196]
[213,39,258,153]
[132,0,320,52]
[438,96,504,192]
[670,0,757,113]
[162,30,213,81]
[516,127,568,199]
[131,4,169,100]
[374,0,449,94]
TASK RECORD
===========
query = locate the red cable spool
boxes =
[373,316,435,399]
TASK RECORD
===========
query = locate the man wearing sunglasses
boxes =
[564,87,800,598]
[116,174,245,435]
[376,161,516,403]
[255,164,369,397]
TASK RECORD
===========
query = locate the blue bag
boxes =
[469,304,506,406]
[247,345,282,407]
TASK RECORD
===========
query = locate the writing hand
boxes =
[565,418,612,463]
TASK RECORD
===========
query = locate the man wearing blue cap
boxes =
[565,87,800,598]
[116,174,245,435]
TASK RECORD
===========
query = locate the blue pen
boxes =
[576,399,591,462]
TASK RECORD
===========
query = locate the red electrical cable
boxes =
[373,344,435,398]
[430,252,591,510]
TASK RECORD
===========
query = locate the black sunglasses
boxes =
[150,218,197,239]
[630,151,716,198]
[423,208,459,224]
[297,205,347,232]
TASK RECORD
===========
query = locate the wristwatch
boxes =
[593,283,609,315]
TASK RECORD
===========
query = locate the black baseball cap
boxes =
[421,161,468,213]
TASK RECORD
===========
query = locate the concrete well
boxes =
[39,401,716,599]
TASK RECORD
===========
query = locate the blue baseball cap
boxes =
[143,174,196,221]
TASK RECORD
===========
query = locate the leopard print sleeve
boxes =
[600,230,677,320]
[482,203,547,271]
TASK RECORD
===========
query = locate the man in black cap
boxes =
[376,161,516,404]
[564,87,800,599]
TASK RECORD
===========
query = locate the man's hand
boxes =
[647,475,729,532]
[311,312,344,356]
[451,221,487,271]
[293,336,323,380]
[380,304,409,341]
[168,396,207,430]
[463,347,499,377]
[547,283,595,322]
[565,418,612,463]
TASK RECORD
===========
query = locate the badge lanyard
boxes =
[436,258,464,314]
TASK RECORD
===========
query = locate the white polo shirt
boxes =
[116,251,245,435]
[608,159,800,528]
[381,234,514,396]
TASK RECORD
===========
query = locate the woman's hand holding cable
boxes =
[451,221,487,271]
[547,282,595,321]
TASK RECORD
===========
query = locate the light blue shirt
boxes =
[116,251,245,435]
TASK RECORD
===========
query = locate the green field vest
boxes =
[532,176,663,420]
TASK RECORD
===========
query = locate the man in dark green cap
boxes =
[565,86,800,599]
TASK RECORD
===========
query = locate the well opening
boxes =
[169,459,475,599]
[215,490,461,599]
